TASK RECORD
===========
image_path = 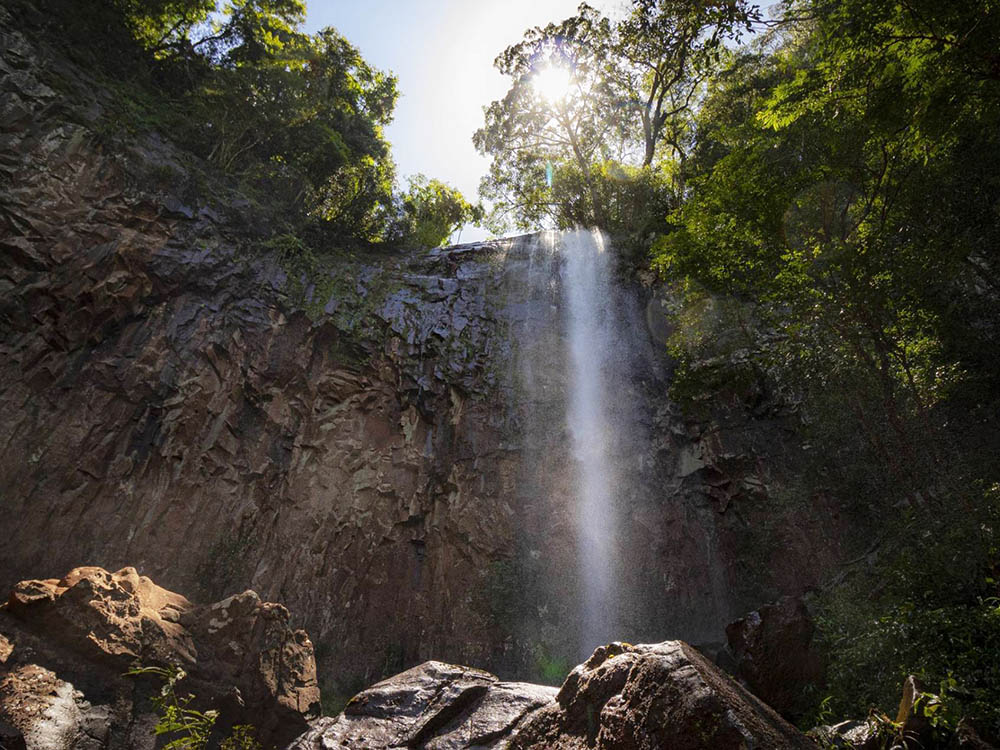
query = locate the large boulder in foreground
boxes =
[0,566,319,749]
[290,641,816,750]
[288,661,557,749]
[509,641,816,750]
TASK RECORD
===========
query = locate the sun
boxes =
[532,63,573,105]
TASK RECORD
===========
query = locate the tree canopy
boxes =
[33,0,478,251]
[474,0,756,238]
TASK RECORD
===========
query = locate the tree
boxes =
[186,24,398,211]
[474,0,757,233]
[474,5,623,230]
[612,0,759,168]
[396,175,484,248]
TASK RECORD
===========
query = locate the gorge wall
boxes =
[0,11,858,698]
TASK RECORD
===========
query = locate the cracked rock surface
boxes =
[0,566,319,749]
[288,661,556,749]
[287,641,816,750]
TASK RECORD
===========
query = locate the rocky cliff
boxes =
[0,8,860,698]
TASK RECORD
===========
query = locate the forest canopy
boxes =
[29,0,479,250]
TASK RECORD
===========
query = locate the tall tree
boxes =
[474,0,756,232]
[473,5,623,230]
[613,0,758,168]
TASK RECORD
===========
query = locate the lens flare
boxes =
[532,64,573,104]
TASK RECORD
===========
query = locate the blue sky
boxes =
[304,0,620,241]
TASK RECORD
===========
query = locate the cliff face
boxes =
[0,12,855,694]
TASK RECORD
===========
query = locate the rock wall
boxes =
[0,9,858,696]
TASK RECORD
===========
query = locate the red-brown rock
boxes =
[723,596,824,718]
[0,566,319,749]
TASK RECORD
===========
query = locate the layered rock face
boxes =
[0,566,318,749]
[290,641,816,749]
[1,8,858,695]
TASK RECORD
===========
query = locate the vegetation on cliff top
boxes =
[16,0,479,252]
[474,0,758,251]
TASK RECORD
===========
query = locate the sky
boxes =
[304,0,621,242]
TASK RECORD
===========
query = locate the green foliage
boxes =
[474,0,756,234]
[811,482,1000,736]
[548,160,674,254]
[657,0,1000,485]
[656,0,1000,402]
[220,725,265,750]
[28,0,474,253]
[396,174,483,248]
[531,644,572,687]
[127,665,262,750]
[127,665,216,750]
[474,4,622,230]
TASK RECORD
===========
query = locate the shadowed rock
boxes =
[722,595,824,719]
[288,661,556,749]
[289,641,816,749]
[509,641,816,750]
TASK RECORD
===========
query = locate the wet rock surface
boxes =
[289,641,816,750]
[0,566,319,749]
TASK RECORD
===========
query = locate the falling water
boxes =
[508,229,652,659]
[563,228,630,656]
[506,228,730,663]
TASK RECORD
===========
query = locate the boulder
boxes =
[287,661,557,749]
[956,719,1000,749]
[289,641,816,749]
[0,566,319,749]
[809,719,880,749]
[723,595,824,718]
[509,641,816,749]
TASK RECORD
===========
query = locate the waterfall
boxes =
[562,228,631,656]
[511,229,637,658]
[502,228,732,666]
